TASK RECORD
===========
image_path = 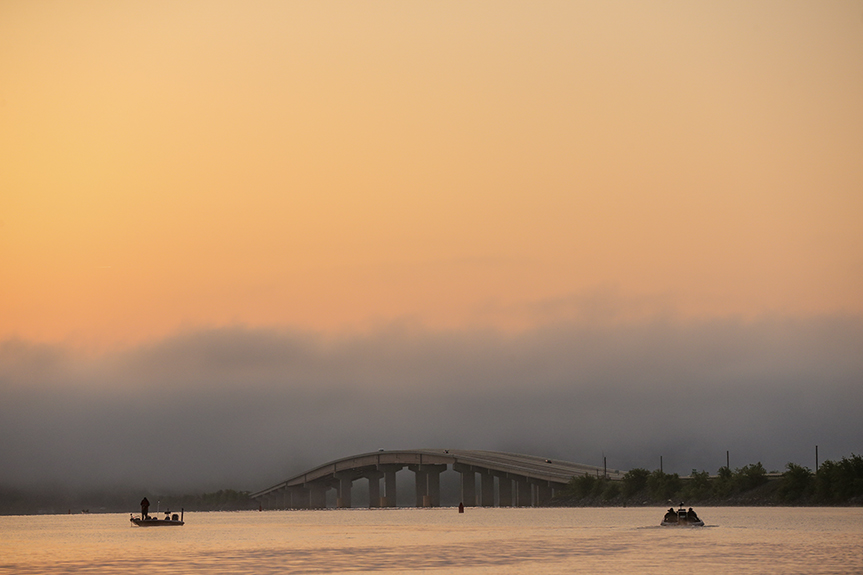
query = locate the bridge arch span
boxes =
[250,449,624,509]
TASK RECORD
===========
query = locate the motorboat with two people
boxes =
[661,504,703,527]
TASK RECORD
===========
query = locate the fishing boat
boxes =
[130,509,184,527]
[660,505,703,527]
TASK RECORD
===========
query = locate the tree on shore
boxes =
[558,454,863,506]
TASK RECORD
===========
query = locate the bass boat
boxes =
[660,505,704,527]
[131,509,184,527]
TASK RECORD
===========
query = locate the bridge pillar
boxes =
[385,471,397,507]
[384,471,396,507]
[480,471,495,507]
[497,475,513,507]
[453,463,475,507]
[515,478,532,507]
[269,488,284,510]
[308,483,328,509]
[538,483,552,506]
[427,468,440,507]
[425,464,446,507]
[531,479,552,506]
[540,484,552,505]
[377,465,401,507]
[410,466,428,507]
[409,464,447,507]
[336,474,353,508]
[289,486,309,509]
[365,472,383,508]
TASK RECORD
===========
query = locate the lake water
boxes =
[1,507,861,574]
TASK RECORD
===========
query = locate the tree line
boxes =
[155,489,258,512]
[557,454,863,505]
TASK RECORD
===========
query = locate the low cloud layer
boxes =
[2,316,861,494]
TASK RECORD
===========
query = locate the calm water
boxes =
[1,507,861,574]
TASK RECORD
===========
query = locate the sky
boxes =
[1,1,862,494]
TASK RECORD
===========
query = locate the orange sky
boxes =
[2,1,862,347]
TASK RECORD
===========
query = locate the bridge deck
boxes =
[251,449,623,500]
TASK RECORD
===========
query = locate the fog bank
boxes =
[1,316,861,493]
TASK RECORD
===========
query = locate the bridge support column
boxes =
[454,463,475,506]
[376,465,401,507]
[336,474,353,508]
[538,483,552,506]
[497,476,513,507]
[480,471,495,507]
[409,464,447,507]
[308,483,327,509]
[365,472,383,508]
[425,464,446,507]
[515,478,532,507]
[532,480,552,506]
[413,468,428,507]
[289,486,309,509]
[384,471,397,507]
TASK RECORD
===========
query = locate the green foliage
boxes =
[592,478,610,498]
[646,470,681,501]
[601,480,620,501]
[734,462,768,491]
[711,463,767,497]
[555,454,862,507]
[815,454,863,502]
[564,474,616,500]
[682,470,712,501]
[567,474,598,498]
[713,465,734,497]
[778,462,813,501]
[621,468,650,498]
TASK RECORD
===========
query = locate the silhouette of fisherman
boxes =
[140,497,150,519]
[687,508,699,522]
[663,507,676,523]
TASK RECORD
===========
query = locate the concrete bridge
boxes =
[250,449,625,509]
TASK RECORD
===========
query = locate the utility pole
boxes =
[726,450,730,470]
[816,445,819,471]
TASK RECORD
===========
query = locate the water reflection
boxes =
[2,508,861,575]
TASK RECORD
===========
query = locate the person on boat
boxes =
[686,508,699,522]
[663,508,677,523]
[140,497,150,519]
